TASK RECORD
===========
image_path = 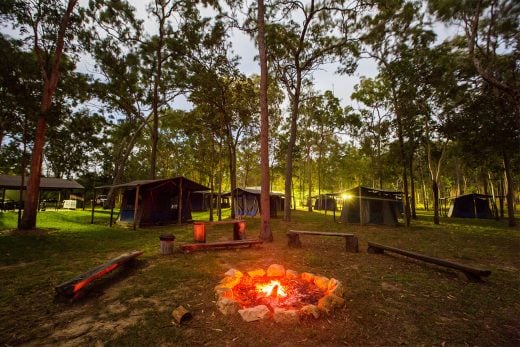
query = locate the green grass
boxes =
[0,208,519,346]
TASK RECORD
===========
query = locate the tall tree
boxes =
[1,0,80,230]
[257,0,272,241]
[264,0,362,221]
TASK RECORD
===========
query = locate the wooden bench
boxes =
[367,241,491,282]
[180,239,262,253]
[55,251,143,299]
[287,230,359,253]
[193,220,246,243]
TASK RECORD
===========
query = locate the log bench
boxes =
[55,250,143,299]
[193,220,246,243]
[180,239,262,253]
[367,241,491,282]
[287,230,359,253]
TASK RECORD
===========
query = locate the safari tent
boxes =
[190,191,211,212]
[448,193,494,219]
[102,177,209,227]
[223,188,284,218]
[339,186,402,226]
[313,194,337,211]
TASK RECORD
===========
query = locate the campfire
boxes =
[215,264,345,323]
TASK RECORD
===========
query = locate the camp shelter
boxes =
[313,194,337,211]
[0,174,85,210]
[100,177,209,228]
[223,188,284,218]
[339,186,402,226]
[190,191,211,212]
[448,193,494,219]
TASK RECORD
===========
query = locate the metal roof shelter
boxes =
[94,177,210,229]
[0,174,84,190]
[0,174,85,210]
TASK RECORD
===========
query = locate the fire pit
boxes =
[215,264,345,323]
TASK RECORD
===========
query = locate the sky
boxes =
[129,0,380,111]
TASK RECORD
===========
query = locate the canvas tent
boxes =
[0,174,85,210]
[339,186,402,226]
[223,188,284,218]
[447,194,494,219]
[313,194,337,211]
[98,177,209,228]
[190,191,211,212]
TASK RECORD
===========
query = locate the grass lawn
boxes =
[0,208,519,346]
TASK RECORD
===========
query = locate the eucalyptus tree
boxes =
[1,0,81,229]
[188,43,260,218]
[360,0,436,226]
[429,0,519,226]
[260,0,363,221]
[429,0,520,128]
[351,77,392,190]
[44,110,106,178]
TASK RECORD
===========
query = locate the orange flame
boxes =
[255,280,287,297]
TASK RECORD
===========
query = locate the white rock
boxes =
[301,272,315,283]
[248,268,266,278]
[317,294,345,314]
[285,269,299,279]
[267,264,285,277]
[300,304,320,319]
[314,276,330,291]
[327,278,344,297]
[224,268,243,278]
[217,297,240,315]
[238,305,271,322]
[273,308,299,324]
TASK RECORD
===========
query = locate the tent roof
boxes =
[222,187,284,197]
[340,186,402,195]
[0,174,84,190]
[97,177,209,191]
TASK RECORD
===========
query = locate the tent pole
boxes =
[133,185,140,231]
[91,188,96,224]
[177,178,183,224]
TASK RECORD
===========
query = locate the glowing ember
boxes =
[255,280,287,298]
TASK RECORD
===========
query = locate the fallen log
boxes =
[180,239,262,253]
[367,241,491,282]
[55,250,143,299]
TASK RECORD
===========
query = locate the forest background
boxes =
[0,0,518,227]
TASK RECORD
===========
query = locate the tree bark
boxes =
[257,0,272,242]
[284,86,300,221]
[409,153,416,219]
[20,0,78,230]
[503,152,516,227]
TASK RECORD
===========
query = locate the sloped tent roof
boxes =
[448,193,494,219]
[0,174,84,190]
[339,186,402,226]
[100,177,210,227]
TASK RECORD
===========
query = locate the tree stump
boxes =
[160,234,175,255]
[345,235,359,253]
[193,222,206,242]
[287,233,302,248]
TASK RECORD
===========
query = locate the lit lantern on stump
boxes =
[193,222,206,242]
[233,220,246,240]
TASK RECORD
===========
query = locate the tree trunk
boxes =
[432,180,440,225]
[307,154,313,212]
[409,153,416,219]
[227,130,237,219]
[20,0,78,230]
[257,0,272,242]
[284,86,300,221]
[394,106,411,226]
[503,152,516,227]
